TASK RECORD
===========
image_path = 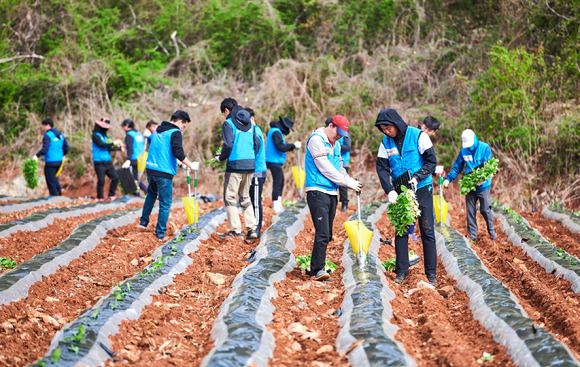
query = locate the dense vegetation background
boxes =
[1,0,578,207]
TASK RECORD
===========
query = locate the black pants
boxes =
[44,164,62,196]
[250,176,266,235]
[307,190,338,275]
[267,162,284,200]
[94,161,119,199]
[339,166,349,204]
[394,185,437,276]
[130,160,138,180]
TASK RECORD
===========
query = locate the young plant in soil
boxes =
[0,256,17,269]
[296,254,337,273]
[381,251,418,272]
[459,158,499,195]
[21,158,39,189]
[387,186,421,236]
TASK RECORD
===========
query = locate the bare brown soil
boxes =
[0,197,91,225]
[521,210,580,259]
[0,203,209,367]
[449,204,580,361]
[266,209,351,367]
[105,206,274,366]
[375,211,513,367]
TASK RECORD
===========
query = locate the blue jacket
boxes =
[217,105,260,173]
[146,126,180,177]
[37,128,68,166]
[125,129,145,161]
[305,133,342,191]
[266,127,286,164]
[447,133,492,192]
[92,132,112,162]
[254,125,266,173]
[338,136,350,165]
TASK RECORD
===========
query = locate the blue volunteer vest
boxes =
[44,130,64,163]
[381,126,433,189]
[254,125,266,173]
[265,127,286,164]
[127,130,145,160]
[225,118,256,171]
[305,134,341,191]
[338,136,350,164]
[146,128,179,176]
[460,141,492,192]
[92,132,111,162]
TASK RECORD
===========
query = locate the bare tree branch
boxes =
[0,53,44,64]
[545,0,570,21]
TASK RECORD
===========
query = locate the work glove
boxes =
[346,177,362,192]
[409,177,418,191]
[143,129,151,138]
[443,179,450,188]
[214,153,221,162]
[32,155,38,161]
[388,190,398,205]
[122,160,131,169]
[294,141,302,150]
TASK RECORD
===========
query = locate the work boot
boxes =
[219,231,243,239]
[427,273,437,286]
[314,270,330,281]
[246,229,258,241]
[489,233,497,240]
[341,202,348,213]
[394,273,407,284]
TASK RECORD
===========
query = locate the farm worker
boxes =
[121,118,145,180]
[33,118,69,197]
[408,115,441,241]
[140,110,196,240]
[305,115,362,281]
[443,129,497,241]
[325,116,352,213]
[375,109,438,285]
[265,116,299,213]
[215,98,261,241]
[143,120,159,150]
[246,107,267,237]
[92,117,122,201]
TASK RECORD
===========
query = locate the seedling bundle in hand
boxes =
[387,186,421,236]
[21,158,39,189]
[459,158,499,195]
[205,147,223,168]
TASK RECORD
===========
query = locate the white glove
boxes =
[443,179,450,188]
[32,155,38,161]
[214,154,221,162]
[409,177,418,191]
[294,141,302,149]
[143,129,151,138]
[346,178,362,192]
[388,191,398,204]
[122,160,131,169]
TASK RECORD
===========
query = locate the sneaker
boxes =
[410,233,421,242]
[394,273,407,284]
[314,270,330,281]
[246,229,259,241]
[427,274,437,286]
[219,231,243,239]
[341,202,348,213]
[97,198,105,202]
[106,195,117,201]
[139,220,148,229]
[156,234,166,241]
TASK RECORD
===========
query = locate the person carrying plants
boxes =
[265,116,300,213]
[121,118,145,181]
[305,115,362,281]
[246,107,267,237]
[443,129,497,241]
[140,110,196,240]
[215,98,261,241]
[375,109,438,285]
[33,118,69,197]
[92,117,122,201]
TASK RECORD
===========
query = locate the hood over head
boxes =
[156,120,182,134]
[374,109,408,136]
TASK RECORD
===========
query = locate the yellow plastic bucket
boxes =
[137,151,148,172]
[343,220,373,255]
[291,166,305,188]
[433,195,449,224]
[182,197,199,225]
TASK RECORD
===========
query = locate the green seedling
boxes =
[387,186,421,236]
[112,301,118,310]
[114,285,125,301]
[38,360,46,367]
[477,352,494,363]
[126,282,132,292]
[283,200,295,207]
[204,147,223,167]
[69,344,79,354]
[0,257,17,269]
[459,158,499,195]
[295,255,337,273]
[73,324,86,343]
[21,158,39,189]
[52,348,61,363]
[382,257,396,272]
[92,309,99,319]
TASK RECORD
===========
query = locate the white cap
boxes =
[461,129,475,148]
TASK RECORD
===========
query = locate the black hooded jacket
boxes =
[218,105,261,173]
[375,109,437,194]
[36,127,70,166]
[92,124,121,152]
[146,121,188,179]
[268,119,295,153]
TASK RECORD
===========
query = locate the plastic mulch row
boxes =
[0,196,71,214]
[201,200,309,367]
[0,197,141,240]
[336,201,417,367]
[0,208,141,308]
[542,203,580,234]
[435,224,579,366]
[31,207,227,367]
[492,202,580,294]
[0,196,25,203]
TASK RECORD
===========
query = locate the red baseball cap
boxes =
[331,115,349,137]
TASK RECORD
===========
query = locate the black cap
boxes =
[171,110,191,123]
[279,116,294,131]
[236,109,251,124]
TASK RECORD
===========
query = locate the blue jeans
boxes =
[141,174,173,239]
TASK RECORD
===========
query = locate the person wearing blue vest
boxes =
[33,118,69,197]
[305,115,362,281]
[265,116,299,213]
[376,109,438,285]
[92,117,122,201]
[443,129,497,241]
[215,98,261,241]
[246,107,267,237]
[121,118,145,181]
[140,110,195,240]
